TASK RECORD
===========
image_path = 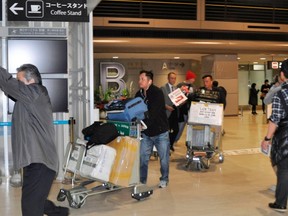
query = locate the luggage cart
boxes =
[57,122,153,209]
[185,102,224,171]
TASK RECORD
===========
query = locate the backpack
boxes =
[82,122,119,150]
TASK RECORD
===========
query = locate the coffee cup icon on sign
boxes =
[26,1,44,18]
[29,5,41,13]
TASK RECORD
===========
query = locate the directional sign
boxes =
[8,0,89,22]
[267,61,282,70]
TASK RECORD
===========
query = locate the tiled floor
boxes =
[0,111,283,215]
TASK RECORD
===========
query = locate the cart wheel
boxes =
[57,190,66,202]
[185,160,191,169]
[201,158,210,169]
[219,153,224,163]
[195,162,204,171]
[71,194,86,209]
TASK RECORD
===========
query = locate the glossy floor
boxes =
[0,111,282,216]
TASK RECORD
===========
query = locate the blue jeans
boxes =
[140,131,170,184]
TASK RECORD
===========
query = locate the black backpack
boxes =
[82,122,119,149]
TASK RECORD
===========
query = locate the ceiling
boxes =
[93,37,288,65]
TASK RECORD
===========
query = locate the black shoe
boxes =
[45,206,70,216]
[269,202,287,212]
[44,200,70,216]
[170,146,175,152]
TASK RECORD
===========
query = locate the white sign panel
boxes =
[272,61,279,69]
[188,102,223,126]
[168,88,187,106]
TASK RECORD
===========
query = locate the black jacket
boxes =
[249,87,259,106]
[271,86,288,166]
[135,84,169,137]
[271,119,288,166]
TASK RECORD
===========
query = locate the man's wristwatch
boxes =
[264,136,271,141]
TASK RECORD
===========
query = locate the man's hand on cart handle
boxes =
[140,120,147,130]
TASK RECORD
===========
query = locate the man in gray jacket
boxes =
[161,72,179,152]
[0,64,69,215]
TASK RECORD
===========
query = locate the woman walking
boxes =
[249,83,259,115]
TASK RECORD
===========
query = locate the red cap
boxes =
[186,70,196,80]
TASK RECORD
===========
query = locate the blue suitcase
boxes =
[106,97,148,122]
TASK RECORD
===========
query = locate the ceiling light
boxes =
[112,56,119,59]
[253,62,258,64]
[185,41,224,45]
[93,39,129,43]
[260,57,266,60]
[174,56,180,59]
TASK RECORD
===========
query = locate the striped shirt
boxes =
[270,82,288,125]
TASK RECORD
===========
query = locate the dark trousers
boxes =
[251,105,256,113]
[275,157,288,207]
[261,99,266,112]
[168,109,179,147]
[21,163,56,216]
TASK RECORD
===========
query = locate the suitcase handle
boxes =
[127,99,143,109]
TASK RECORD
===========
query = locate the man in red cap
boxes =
[186,70,197,82]
[175,70,197,144]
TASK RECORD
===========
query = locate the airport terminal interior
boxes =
[1,0,288,215]
[0,111,281,215]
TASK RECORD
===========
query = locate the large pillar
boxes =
[201,54,238,116]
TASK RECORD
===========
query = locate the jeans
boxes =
[275,157,288,206]
[140,131,170,184]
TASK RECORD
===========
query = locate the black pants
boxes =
[261,99,266,113]
[275,157,288,207]
[168,109,179,147]
[22,163,56,216]
[251,105,256,113]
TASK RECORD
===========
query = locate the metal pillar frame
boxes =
[0,0,95,180]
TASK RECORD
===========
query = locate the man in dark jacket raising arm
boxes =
[0,64,69,216]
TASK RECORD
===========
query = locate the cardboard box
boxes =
[80,145,116,182]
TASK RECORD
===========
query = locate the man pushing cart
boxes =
[184,75,226,171]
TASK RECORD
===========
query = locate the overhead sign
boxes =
[267,61,282,70]
[8,0,89,22]
[8,27,67,37]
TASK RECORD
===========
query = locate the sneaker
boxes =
[269,202,287,212]
[158,180,168,188]
[10,171,22,188]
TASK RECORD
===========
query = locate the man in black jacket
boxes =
[135,70,170,188]
[199,75,226,105]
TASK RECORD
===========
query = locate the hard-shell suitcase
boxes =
[106,97,148,122]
